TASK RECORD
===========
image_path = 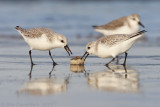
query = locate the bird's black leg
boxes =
[29,50,35,65]
[49,65,56,78]
[106,64,115,72]
[28,64,34,79]
[49,50,57,66]
[105,58,115,66]
[122,64,128,78]
[123,52,128,66]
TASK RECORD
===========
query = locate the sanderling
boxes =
[93,14,145,36]
[82,30,147,66]
[15,26,72,65]
[93,14,145,64]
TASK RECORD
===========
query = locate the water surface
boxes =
[0,1,160,107]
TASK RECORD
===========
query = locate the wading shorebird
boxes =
[92,14,145,64]
[15,26,72,66]
[82,30,147,66]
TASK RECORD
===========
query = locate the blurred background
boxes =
[0,1,160,107]
[0,0,160,43]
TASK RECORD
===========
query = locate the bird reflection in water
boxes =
[29,64,56,79]
[87,65,139,93]
[18,65,69,95]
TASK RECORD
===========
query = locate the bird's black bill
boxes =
[64,45,72,56]
[81,51,89,61]
[138,21,145,28]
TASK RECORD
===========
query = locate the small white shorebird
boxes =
[93,14,145,64]
[15,26,72,66]
[81,30,147,66]
[92,13,145,35]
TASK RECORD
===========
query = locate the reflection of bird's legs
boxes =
[29,64,34,80]
[106,64,115,72]
[84,69,89,77]
[49,65,56,77]
[65,76,70,84]
[122,64,128,78]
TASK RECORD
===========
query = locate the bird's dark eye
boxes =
[61,40,64,43]
[133,18,136,20]
[88,47,90,49]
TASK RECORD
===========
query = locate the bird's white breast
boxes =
[95,23,139,36]
[22,34,55,50]
[96,34,143,58]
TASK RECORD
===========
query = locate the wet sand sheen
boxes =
[0,38,160,107]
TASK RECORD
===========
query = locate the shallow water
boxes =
[0,38,160,107]
[0,1,160,107]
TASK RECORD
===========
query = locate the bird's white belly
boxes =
[110,41,133,57]
[96,25,139,35]
[96,44,113,58]
[111,35,143,57]
[24,35,54,51]
[96,43,132,58]
[96,35,142,58]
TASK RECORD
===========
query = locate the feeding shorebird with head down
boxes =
[15,26,72,66]
[81,30,147,66]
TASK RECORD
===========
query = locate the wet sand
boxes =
[0,38,160,107]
